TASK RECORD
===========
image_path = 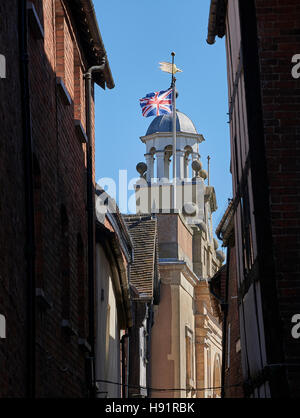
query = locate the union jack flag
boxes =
[139,89,173,118]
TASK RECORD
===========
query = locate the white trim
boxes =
[140,132,205,143]
[0,54,6,79]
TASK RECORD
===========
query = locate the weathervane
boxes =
[159,53,183,87]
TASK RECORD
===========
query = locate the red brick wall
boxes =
[0,0,28,398]
[74,50,86,130]
[0,0,96,397]
[255,0,300,397]
[31,0,91,397]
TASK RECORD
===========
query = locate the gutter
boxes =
[106,212,133,264]
[80,0,115,89]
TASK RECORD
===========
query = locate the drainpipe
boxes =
[147,303,154,398]
[19,0,36,398]
[121,333,129,398]
[221,247,230,398]
[84,59,106,397]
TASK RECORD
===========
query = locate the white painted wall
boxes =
[139,315,148,397]
[95,244,121,398]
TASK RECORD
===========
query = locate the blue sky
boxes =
[94,0,232,238]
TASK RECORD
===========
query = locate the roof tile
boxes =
[123,215,158,299]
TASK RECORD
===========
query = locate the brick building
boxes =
[0,0,113,397]
[210,201,244,398]
[207,0,300,397]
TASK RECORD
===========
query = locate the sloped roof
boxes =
[216,199,234,246]
[123,215,158,300]
[207,0,228,45]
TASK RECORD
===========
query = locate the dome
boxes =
[146,111,197,136]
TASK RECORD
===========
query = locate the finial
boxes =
[207,155,211,185]
[171,52,175,87]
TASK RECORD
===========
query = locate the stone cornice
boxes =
[140,132,205,143]
[159,259,203,288]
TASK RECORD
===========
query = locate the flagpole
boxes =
[171,52,176,212]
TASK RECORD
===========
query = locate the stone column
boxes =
[145,153,154,182]
[164,153,171,179]
[192,227,203,277]
[194,281,214,398]
[176,150,185,180]
[184,154,190,179]
[156,151,165,180]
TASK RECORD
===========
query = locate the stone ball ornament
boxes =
[182,202,198,217]
[200,169,208,180]
[136,162,147,177]
[213,238,219,250]
[216,250,226,263]
[192,160,202,176]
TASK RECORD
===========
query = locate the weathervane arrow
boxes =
[159,61,183,74]
[159,52,183,88]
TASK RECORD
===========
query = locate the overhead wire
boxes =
[95,378,243,394]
